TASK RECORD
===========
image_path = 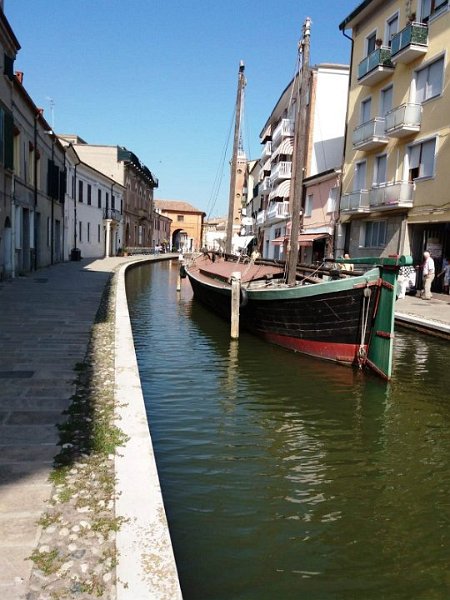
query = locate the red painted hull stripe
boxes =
[261,332,364,364]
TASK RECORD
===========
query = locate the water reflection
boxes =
[127,262,450,600]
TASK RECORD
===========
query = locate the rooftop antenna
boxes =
[46,96,55,131]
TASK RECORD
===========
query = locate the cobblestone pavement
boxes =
[0,257,146,600]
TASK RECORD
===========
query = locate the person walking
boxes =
[422,251,435,300]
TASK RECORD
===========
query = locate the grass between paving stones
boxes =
[28,271,129,599]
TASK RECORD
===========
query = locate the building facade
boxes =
[154,199,205,252]
[339,0,450,289]
[59,138,158,251]
[62,143,124,259]
[256,63,349,261]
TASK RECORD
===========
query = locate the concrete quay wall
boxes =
[115,258,183,599]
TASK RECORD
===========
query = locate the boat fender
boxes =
[363,287,372,298]
[240,286,248,307]
[180,265,187,279]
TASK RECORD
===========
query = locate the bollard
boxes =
[177,259,184,292]
[230,271,241,339]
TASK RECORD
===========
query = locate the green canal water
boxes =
[126,260,450,600]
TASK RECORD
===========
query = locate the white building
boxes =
[62,143,124,259]
[258,64,349,261]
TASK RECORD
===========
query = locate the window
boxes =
[98,189,102,208]
[177,215,184,222]
[112,195,115,210]
[47,216,51,246]
[304,194,313,217]
[98,224,101,243]
[421,0,448,22]
[366,32,376,55]
[374,154,387,185]
[327,187,338,213]
[408,138,436,180]
[79,221,82,242]
[87,184,92,205]
[385,13,399,47]
[354,161,367,191]
[87,222,90,243]
[13,128,20,176]
[361,98,371,124]
[105,192,109,208]
[78,180,83,202]
[415,57,444,103]
[364,220,387,247]
[381,85,393,117]
[28,142,34,185]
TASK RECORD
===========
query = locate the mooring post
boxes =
[177,258,184,292]
[230,271,241,339]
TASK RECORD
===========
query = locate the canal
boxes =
[126,260,450,600]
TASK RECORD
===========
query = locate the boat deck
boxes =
[191,255,284,285]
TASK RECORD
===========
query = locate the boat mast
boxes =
[225,60,246,256]
[287,17,311,286]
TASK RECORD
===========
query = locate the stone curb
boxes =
[114,259,183,600]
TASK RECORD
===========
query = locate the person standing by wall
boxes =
[422,251,435,300]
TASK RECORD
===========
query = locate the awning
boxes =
[260,158,271,173]
[233,235,256,250]
[261,124,272,142]
[269,179,291,200]
[271,233,330,247]
[271,138,294,160]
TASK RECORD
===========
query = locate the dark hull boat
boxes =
[185,254,411,380]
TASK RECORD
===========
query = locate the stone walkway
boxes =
[0,257,139,600]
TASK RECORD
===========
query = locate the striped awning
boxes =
[271,233,330,246]
[269,179,291,200]
[271,137,294,160]
[261,124,272,142]
[260,158,271,173]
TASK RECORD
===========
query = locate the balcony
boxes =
[266,201,290,221]
[340,190,370,213]
[261,141,272,160]
[272,119,294,144]
[391,22,428,64]
[358,47,394,86]
[341,183,414,214]
[256,210,266,225]
[369,182,414,210]
[269,161,292,186]
[385,103,422,138]
[261,176,271,193]
[352,117,388,151]
[103,207,122,221]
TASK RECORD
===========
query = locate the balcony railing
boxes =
[256,210,266,225]
[261,141,272,160]
[272,119,294,144]
[261,177,271,193]
[103,207,122,221]
[385,103,422,138]
[391,22,428,63]
[369,182,414,209]
[352,117,388,150]
[266,201,290,220]
[358,47,394,86]
[269,161,292,186]
[341,182,414,213]
[340,190,370,212]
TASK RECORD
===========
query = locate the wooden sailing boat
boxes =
[184,18,411,380]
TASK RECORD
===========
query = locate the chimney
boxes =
[15,71,23,84]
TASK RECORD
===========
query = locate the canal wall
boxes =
[114,258,183,600]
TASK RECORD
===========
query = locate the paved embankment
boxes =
[395,292,450,339]
[0,255,181,600]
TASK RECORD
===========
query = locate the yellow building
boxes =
[339,0,450,288]
[154,199,205,252]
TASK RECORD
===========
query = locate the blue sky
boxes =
[6,0,358,217]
